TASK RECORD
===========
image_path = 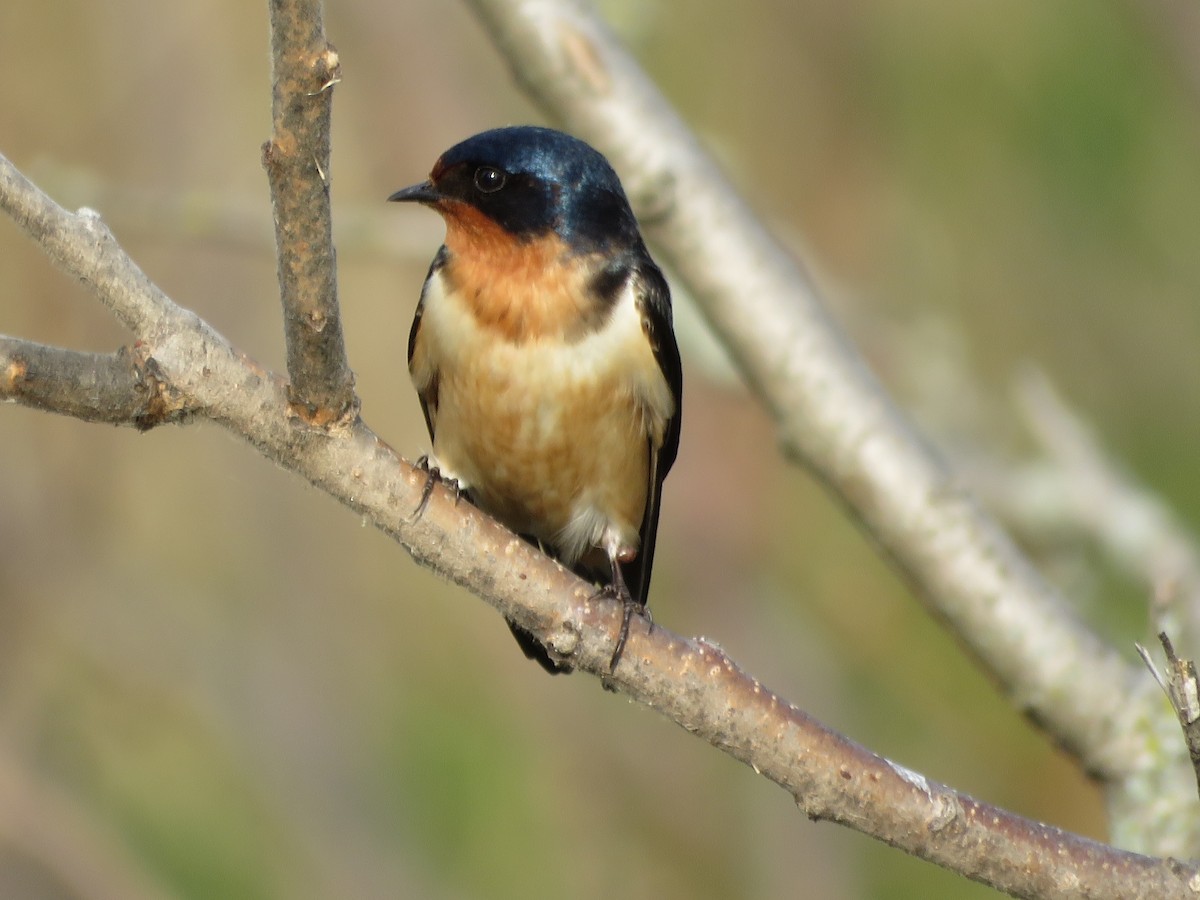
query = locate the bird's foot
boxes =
[408,456,466,522]
[591,582,647,689]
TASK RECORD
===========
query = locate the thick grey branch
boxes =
[462,0,1152,785]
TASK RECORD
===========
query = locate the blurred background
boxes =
[3,1,1199,897]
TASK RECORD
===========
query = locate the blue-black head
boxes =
[388,126,644,255]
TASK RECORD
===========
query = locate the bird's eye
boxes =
[473,166,506,194]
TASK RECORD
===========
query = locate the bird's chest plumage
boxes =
[409,260,670,564]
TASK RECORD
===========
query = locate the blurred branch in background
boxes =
[974,367,1200,646]
[0,750,174,900]
[878,313,1200,855]
[1136,0,1200,110]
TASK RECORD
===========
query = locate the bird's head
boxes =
[388,126,643,256]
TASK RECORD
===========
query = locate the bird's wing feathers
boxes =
[622,259,682,608]
[407,246,450,441]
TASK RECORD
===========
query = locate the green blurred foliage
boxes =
[3,0,1198,898]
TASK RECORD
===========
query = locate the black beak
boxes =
[387,180,440,204]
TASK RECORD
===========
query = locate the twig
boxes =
[1138,632,1200,802]
[263,0,356,426]
[462,0,1146,786]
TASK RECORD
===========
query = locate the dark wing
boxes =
[621,257,682,609]
[407,246,450,442]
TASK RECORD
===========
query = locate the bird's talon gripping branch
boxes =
[409,457,467,522]
[609,592,640,673]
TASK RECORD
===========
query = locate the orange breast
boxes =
[436,201,601,344]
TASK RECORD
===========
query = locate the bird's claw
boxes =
[591,583,647,688]
[409,457,466,522]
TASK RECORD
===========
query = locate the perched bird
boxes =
[388,126,681,674]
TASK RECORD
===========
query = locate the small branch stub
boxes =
[1,337,192,430]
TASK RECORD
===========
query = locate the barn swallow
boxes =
[388,126,682,674]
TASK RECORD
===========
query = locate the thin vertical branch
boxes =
[264,0,356,425]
